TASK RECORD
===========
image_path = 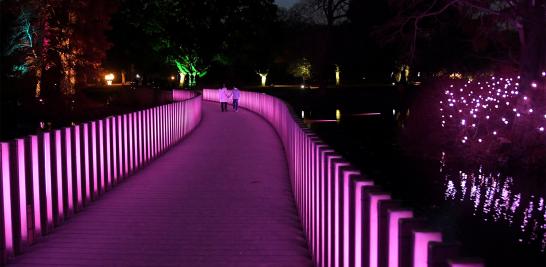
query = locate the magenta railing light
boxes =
[0,90,201,262]
[413,231,442,267]
[99,120,105,193]
[203,89,481,267]
[2,142,14,254]
[16,139,28,243]
[74,126,83,207]
[55,130,64,220]
[91,121,99,198]
[30,136,42,235]
[65,128,74,213]
[43,132,54,227]
[369,193,391,267]
[83,123,91,202]
[106,119,112,187]
[354,180,374,266]
[388,210,413,267]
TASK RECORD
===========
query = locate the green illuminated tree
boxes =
[2,0,55,97]
[114,0,277,87]
[289,57,312,85]
[2,0,115,96]
[172,53,208,88]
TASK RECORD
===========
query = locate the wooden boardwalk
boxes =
[10,102,312,266]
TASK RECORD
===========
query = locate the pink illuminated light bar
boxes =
[54,130,64,219]
[370,193,391,267]
[1,142,14,254]
[65,128,74,213]
[83,124,91,202]
[73,126,83,207]
[16,139,28,243]
[354,180,374,266]
[388,210,413,267]
[413,231,442,267]
[30,136,41,235]
[99,120,105,192]
[91,122,98,197]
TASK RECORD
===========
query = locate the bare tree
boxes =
[296,0,351,26]
[382,0,545,90]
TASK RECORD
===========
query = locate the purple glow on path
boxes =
[450,262,484,267]
[2,142,14,253]
[0,90,201,261]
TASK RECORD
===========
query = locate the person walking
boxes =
[231,86,240,112]
[219,85,228,112]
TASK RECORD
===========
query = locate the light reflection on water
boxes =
[442,159,546,252]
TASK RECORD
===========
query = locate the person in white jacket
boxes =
[219,85,228,112]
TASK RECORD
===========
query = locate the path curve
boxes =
[10,101,312,267]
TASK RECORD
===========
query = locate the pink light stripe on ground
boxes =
[16,139,28,242]
[2,143,14,253]
[450,262,484,267]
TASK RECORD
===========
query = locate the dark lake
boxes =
[252,84,546,267]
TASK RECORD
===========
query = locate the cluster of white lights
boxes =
[440,76,545,145]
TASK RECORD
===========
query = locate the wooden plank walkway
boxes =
[10,101,312,266]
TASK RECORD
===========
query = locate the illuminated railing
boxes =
[0,90,201,263]
[203,89,483,267]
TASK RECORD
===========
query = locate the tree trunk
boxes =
[35,68,42,98]
[179,72,186,88]
[60,51,76,95]
[519,0,546,91]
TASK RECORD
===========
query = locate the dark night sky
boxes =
[275,0,298,8]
